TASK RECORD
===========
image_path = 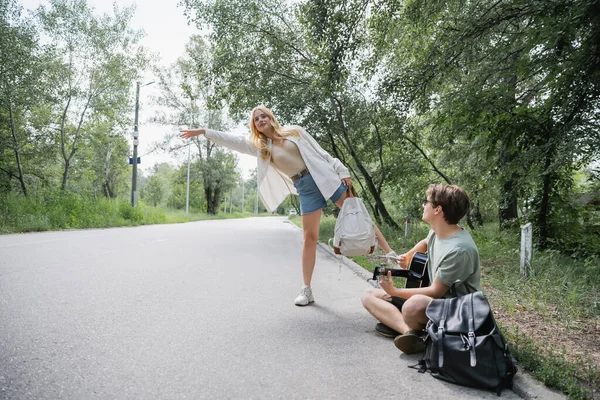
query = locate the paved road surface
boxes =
[0,217,555,399]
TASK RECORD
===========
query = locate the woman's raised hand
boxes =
[179,128,206,139]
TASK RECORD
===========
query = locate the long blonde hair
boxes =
[249,106,300,159]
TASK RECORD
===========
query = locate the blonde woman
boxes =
[180,106,397,306]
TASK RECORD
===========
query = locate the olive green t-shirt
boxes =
[426,228,481,298]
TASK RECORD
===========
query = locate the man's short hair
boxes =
[427,184,470,225]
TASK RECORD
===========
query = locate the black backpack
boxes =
[414,290,518,396]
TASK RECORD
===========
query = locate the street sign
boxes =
[129,157,141,165]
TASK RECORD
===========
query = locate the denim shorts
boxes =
[293,172,347,215]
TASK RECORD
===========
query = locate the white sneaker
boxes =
[386,251,399,268]
[294,286,314,306]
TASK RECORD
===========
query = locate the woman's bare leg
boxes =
[301,208,322,286]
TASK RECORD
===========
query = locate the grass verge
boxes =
[0,191,267,233]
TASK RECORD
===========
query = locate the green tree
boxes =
[0,0,53,196]
[154,35,240,214]
[36,0,147,191]
[167,162,205,211]
[370,0,600,248]
[181,0,401,226]
[144,175,164,206]
[139,162,176,207]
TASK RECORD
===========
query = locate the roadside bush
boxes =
[140,202,167,224]
[0,190,165,231]
[118,201,144,223]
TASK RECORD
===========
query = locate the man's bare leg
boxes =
[361,288,411,334]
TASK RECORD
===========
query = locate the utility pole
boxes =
[185,143,191,213]
[131,82,140,207]
[131,81,154,207]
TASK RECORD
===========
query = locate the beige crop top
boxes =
[271,139,307,177]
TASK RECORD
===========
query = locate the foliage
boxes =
[181,0,406,227]
[0,190,170,232]
[36,0,148,191]
[370,0,600,247]
[0,0,54,197]
[153,35,240,214]
[0,0,148,201]
[3,0,599,256]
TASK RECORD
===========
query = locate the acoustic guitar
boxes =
[372,251,430,288]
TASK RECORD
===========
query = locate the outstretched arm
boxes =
[180,128,258,157]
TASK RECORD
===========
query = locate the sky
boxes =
[20,0,256,178]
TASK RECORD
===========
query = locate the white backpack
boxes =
[330,191,377,256]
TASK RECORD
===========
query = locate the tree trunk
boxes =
[102,143,114,198]
[205,178,222,214]
[470,201,484,227]
[537,152,555,250]
[538,174,551,250]
[102,182,114,198]
[61,159,70,190]
[496,131,519,229]
[498,47,521,229]
[498,178,519,228]
[59,85,93,191]
[207,186,221,214]
[8,102,27,196]
[330,97,399,228]
[205,186,213,214]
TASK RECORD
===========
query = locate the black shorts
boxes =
[390,296,407,312]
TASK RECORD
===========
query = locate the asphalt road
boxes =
[0,217,525,399]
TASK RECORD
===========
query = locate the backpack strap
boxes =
[468,293,477,367]
[409,359,428,373]
[449,271,476,297]
[450,281,460,297]
[345,186,358,198]
[438,298,449,367]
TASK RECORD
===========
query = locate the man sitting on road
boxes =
[361,183,481,354]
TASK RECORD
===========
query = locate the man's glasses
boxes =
[422,199,431,206]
